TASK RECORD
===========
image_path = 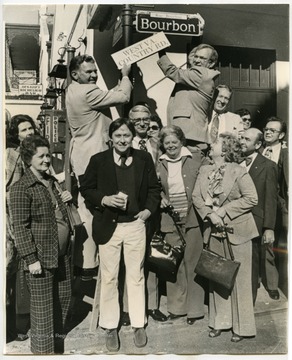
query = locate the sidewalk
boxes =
[4,280,288,358]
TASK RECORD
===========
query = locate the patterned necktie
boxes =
[210,113,219,143]
[264,146,272,159]
[139,139,147,151]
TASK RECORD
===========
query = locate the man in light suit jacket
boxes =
[79,118,160,351]
[240,128,279,303]
[157,44,220,152]
[208,85,244,143]
[66,55,132,276]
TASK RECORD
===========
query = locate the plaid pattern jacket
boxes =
[9,168,69,270]
[6,147,24,194]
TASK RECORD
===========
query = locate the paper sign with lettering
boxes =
[19,84,43,95]
[111,32,170,69]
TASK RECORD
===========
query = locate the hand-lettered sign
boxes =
[111,32,170,69]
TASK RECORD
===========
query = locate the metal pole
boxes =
[122,5,133,115]
[64,46,76,191]
[122,4,133,48]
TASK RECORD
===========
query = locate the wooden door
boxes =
[214,46,276,130]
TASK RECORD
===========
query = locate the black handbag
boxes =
[195,226,241,290]
[148,206,186,282]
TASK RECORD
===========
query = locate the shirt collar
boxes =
[159,146,192,162]
[113,148,133,165]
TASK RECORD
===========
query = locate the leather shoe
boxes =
[148,309,167,322]
[231,333,244,342]
[209,329,222,338]
[167,312,186,320]
[106,329,120,352]
[133,327,147,348]
[15,334,29,341]
[267,289,280,300]
[121,312,130,326]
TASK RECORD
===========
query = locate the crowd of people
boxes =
[5,43,288,354]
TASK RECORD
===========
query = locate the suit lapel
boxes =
[133,150,146,195]
[249,153,265,178]
[219,164,238,204]
[103,150,118,192]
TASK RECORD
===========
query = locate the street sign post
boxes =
[136,10,204,36]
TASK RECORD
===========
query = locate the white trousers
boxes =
[99,219,146,329]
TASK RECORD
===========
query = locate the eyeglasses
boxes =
[242,117,251,122]
[132,117,150,125]
[263,128,281,134]
[148,125,159,131]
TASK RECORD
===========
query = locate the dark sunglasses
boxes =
[148,125,159,131]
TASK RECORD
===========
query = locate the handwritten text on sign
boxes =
[111,32,170,69]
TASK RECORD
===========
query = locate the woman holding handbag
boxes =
[9,135,72,354]
[192,133,259,342]
[157,125,205,325]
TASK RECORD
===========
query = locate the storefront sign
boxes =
[19,84,42,95]
[136,11,204,36]
[111,32,170,69]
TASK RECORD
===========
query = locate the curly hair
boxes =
[159,125,186,149]
[220,133,244,163]
[20,135,50,166]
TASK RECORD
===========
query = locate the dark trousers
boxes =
[6,273,17,343]
[26,255,71,354]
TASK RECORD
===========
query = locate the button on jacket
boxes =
[9,168,69,270]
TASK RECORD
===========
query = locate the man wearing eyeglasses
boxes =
[263,117,288,256]
[129,104,161,166]
[263,117,288,216]
[157,44,220,153]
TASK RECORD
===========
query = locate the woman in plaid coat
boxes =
[9,135,72,354]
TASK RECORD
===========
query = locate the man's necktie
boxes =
[120,154,127,168]
[245,156,253,166]
[139,139,147,151]
[264,146,272,159]
[210,113,219,143]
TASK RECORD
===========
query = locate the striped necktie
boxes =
[139,139,147,151]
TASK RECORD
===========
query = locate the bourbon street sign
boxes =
[136,10,205,36]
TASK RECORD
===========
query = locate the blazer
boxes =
[9,168,69,270]
[157,152,202,232]
[6,147,23,194]
[79,148,161,245]
[278,147,288,211]
[210,111,243,139]
[66,77,132,176]
[248,153,278,234]
[192,163,259,245]
[157,54,220,144]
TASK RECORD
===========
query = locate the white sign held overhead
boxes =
[111,32,170,69]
